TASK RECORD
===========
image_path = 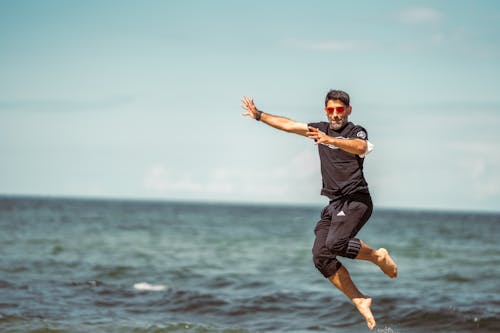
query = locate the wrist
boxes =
[256,110,263,121]
[328,136,338,146]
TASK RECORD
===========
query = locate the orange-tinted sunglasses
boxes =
[325,106,346,114]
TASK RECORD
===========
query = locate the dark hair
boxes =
[325,90,350,106]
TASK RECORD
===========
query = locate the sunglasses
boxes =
[325,106,346,114]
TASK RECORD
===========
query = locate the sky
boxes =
[1,0,500,212]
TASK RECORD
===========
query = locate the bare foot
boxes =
[353,297,376,330]
[376,248,398,278]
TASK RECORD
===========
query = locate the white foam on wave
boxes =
[377,327,399,333]
[133,282,168,291]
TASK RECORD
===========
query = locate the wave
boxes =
[379,304,500,332]
[2,281,498,333]
[133,282,168,291]
[67,280,104,287]
[0,280,13,289]
[94,265,134,279]
[127,322,250,333]
[0,317,249,333]
[443,273,473,283]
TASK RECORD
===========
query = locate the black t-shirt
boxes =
[307,121,370,200]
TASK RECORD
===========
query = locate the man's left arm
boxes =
[306,126,371,156]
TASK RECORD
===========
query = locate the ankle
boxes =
[352,296,368,305]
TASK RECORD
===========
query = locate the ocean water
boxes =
[0,197,499,333]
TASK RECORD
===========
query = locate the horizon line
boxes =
[1,193,499,216]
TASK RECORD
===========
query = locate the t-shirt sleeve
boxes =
[350,125,374,157]
[307,122,329,132]
[349,125,369,140]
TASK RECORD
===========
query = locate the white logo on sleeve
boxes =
[356,131,367,139]
[337,210,346,216]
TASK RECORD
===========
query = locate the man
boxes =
[241,90,397,330]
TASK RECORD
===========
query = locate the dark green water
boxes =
[0,197,499,332]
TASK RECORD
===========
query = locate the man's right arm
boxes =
[241,96,308,137]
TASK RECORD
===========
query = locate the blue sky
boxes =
[1,0,500,211]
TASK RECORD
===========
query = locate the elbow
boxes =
[353,148,366,156]
[357,140,374,157]
[356,141,368,155]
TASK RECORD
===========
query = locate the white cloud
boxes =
[142,150,321,203]
[143,164,203,193]
[396,6,443,24]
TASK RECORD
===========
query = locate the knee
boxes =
[312,252,327,276]
[312,247,341,278]
[312,254,341,278]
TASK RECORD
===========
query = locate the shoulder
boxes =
[346,122,369,140]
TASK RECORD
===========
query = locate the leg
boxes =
[312,214,342,279]
[325,195,373,260]
[312,202,376,330]
[328,266,376,330]
[355,240,398,278]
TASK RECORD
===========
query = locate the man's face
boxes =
[325,99,352,130]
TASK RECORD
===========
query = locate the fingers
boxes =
[241,96,253,106]
[241,99,253,114]
[306,126,319,138]
[241,96,249,105]
[240,97,249,109]
[241,96,259,121]
[307,126,318,133]
[306,126,327,145]
[240,96,255,111]
[307,127,326,137]
[241,96,255,119]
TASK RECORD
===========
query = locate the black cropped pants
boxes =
[312,193,373,278]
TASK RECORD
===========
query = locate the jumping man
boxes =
[241,90,398,330]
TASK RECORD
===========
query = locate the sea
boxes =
[0,196,499,333]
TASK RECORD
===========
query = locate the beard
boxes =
[329,118,346,130]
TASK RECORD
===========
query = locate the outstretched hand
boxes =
[306,126,329,145]
[241,96,259,120]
